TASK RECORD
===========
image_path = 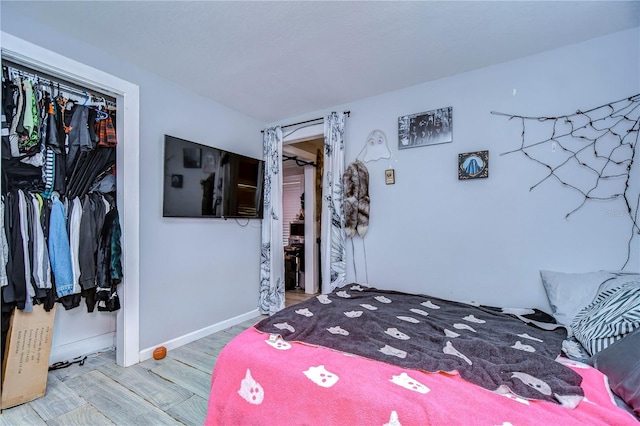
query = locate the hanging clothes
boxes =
[1,62,122,349]
[48,193,74,299]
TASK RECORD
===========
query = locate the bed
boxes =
[206,275,639,425]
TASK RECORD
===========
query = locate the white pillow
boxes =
[539,270,639,330]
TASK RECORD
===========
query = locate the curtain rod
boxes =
[261,110,351,133]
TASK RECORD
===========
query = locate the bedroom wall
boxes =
[277,27,640,311]
[1,8,265,352]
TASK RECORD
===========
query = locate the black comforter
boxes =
[255,285,584,406]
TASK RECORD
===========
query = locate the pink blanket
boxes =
[206,327,637,425]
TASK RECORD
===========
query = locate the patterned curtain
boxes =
[259,126,285,315]
[321,112,347,293]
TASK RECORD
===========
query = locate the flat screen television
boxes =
[163,135,264,219]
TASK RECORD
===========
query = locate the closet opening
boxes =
[1,32,140,368]
[282,131,323,306]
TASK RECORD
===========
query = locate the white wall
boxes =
[2,4,638,355]
[1,7,266,352]
[277,28,640,311]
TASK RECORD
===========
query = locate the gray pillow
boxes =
[539,270,639,331]
[590,327,640,418]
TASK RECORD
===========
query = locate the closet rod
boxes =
[261,110,351,133]
[283,154,317,168]
[2,60,117,107]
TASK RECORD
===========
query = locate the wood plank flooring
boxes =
[0,290,316,426]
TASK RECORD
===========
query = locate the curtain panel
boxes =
[321,112,347,294]
[259,126,285,315]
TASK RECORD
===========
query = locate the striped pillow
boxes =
[571,282,640,356]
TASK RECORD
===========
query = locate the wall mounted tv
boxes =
[163,135,264,219]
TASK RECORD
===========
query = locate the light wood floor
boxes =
[0,290,316,426]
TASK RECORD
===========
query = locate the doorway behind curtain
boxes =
[282,138,323,295]
[260,112,347,315]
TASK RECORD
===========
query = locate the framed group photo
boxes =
[398,106,453,149]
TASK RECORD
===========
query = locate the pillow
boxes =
[571,282,640,355]
[590,327,640,417]
[539,270,639,330]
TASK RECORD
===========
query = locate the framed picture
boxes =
[458,151,489,180]
[398,106,453,149]
[183,147,202,168]
[171,174,183,188]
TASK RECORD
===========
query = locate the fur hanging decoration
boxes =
[343,160,370,238]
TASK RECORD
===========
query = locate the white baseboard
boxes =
[49,332,115,365]
[139,309,261,362]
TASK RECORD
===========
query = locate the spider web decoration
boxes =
[492,94,640,268]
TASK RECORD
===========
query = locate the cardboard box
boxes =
[1,304,56,409]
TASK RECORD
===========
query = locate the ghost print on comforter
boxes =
[254,285,584,407]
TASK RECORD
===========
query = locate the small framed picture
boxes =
[398,106,453,149]
[183,147,202,168]
[385,169,395,185]
[458,151,489,180]
[171,174,183,188]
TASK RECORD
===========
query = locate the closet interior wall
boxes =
[1,60,124,368]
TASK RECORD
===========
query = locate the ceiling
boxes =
[2,1,639,124]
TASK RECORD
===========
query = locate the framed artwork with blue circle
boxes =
[458,151,489,179]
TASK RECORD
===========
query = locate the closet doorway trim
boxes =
[1,32,141,367]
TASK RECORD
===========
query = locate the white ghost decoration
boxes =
[316,295,332,304]
[327,326,349,336]
[462,315,486,324]
[237,369,264,404]
[385,328,410,340]
[295,308,313,317]
[350,285,365,291]
[517,333,543,342]
[409,308,429,316]
[453,323,477,333]
[511,341,535,352]
[360,304,378,310]
[265,335,291,350]
[274,322,295,333]
[336,291,351,298]
[444,329,460,338]
[390,372,430,394]
[344,310,363,318]
[384,411,402,426]
[379,345,407,359]
[397,316,420,324]
[421,301,440,309]
[511,372,552,395]
[375,295,392,303]
[361,129,391,162]
[443,341,472,365]
[303,365,339,388]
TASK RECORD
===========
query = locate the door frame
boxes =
[283,124,323,294]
